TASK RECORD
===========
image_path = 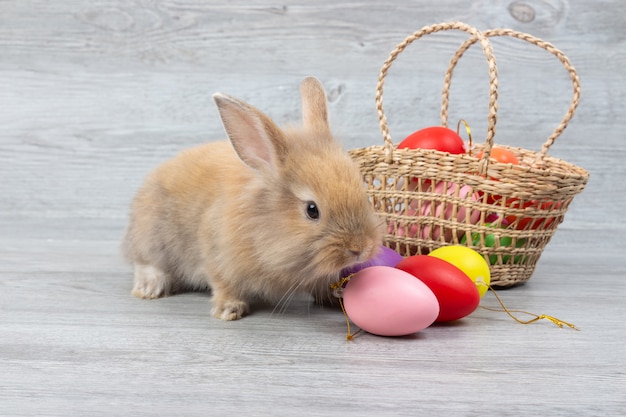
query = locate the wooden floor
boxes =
[2,1,625,416]
[2,219,625,416]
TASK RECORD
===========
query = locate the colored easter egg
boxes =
[417,182,481,241]
[395,255,480,322]
[460,225,526,265]
[342,266,439,336]
[504,199,563,230]
[340,245,403,277]
[398,126,466,154]
[429,246,491,298]
[475,147,520,204]
[476,147,520,165]
[389,181,481,242]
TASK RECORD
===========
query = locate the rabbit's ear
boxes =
[300,77,331,136]
[213,93,287,173]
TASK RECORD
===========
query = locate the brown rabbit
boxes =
[123,77,383,320]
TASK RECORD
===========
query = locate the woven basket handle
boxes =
[376,22,498,169]
[441,28,581,159]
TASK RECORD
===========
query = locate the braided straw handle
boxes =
[440,28,581,159]
[375,22,498,171]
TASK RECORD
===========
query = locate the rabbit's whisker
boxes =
[272,280,304,316]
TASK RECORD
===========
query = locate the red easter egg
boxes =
[398,126,466,154]
[395,255,480,322]
[504,199,563,230]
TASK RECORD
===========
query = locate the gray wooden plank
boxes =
[1,218,625,416]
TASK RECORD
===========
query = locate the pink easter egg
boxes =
[390,181,480,243]
[418,182,480,241]
[343,266,440,336]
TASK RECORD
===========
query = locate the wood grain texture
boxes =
[1,218,625,416]
[1,0,624,225]
[1,1,625,416]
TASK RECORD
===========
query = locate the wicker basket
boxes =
[349,22,589,287]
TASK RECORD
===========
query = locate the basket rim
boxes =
[349,144,590,183]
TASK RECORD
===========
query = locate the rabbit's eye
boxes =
[305,201,320,220]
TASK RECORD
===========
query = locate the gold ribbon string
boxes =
[457,118,473,156]
[481,285,579,330]
[330,275,362,340]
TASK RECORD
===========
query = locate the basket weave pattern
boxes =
[349,22,589,287]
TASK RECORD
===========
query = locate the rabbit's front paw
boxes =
[131,264,172,299]
[211,299,249,321]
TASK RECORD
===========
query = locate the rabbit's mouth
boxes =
[313,241,379,278]
[344,247,375,267]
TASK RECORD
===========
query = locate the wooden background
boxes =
[1,1,625,416]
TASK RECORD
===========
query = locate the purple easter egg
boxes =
[340,245,403,278]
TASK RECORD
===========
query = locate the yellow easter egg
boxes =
[429,245,491,297]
